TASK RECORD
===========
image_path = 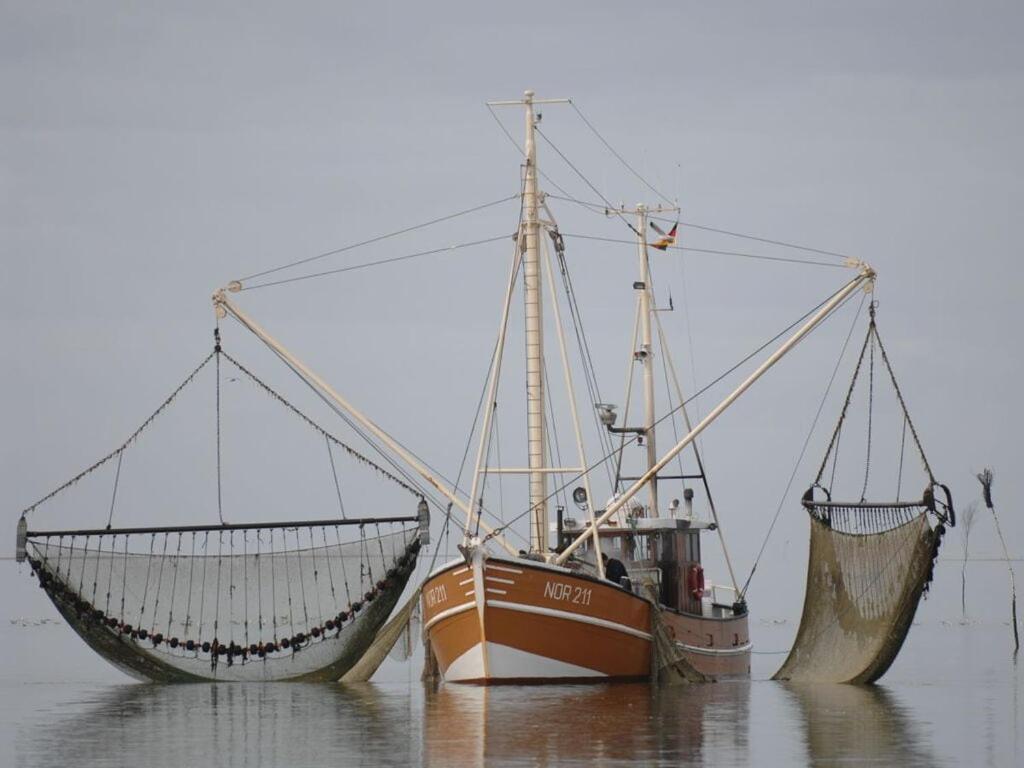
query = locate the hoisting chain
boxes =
[105,452,124,530]
[814,303,936,495]
[860,332,875,502]
[871,316,936,484]
[895,415,908,502]
[20,351,217,518]
[813,321,872,487]
[215,327,225,524]
[218,349,422,497]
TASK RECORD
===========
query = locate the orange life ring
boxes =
[687,564,705,601]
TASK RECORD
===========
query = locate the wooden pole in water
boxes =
[977,468,1019,654]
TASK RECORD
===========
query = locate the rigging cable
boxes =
[675,242,709,466]
[19,350,217,519]
[739,290,867,599]
[484,282,860,544]
[468,184,527,542]
[105,451,123,530]
[240,235,512,291]
[612,294,642,491]
[896,415,908,503]
[554,237,617,487]
[562,232,845,270]
[214,327,225,524]
[534,126,642,237]
[542,357,568,516]
[547,193,852,263]
[648,211,851,262]
[657,322,690,490]
[485,105,591,206]
[238,195,519,283]
[439,365,495,554]
[219,349,423,498]
[239,323,528,550]
[861,331,875,502]
[650,264,741,593]
[569,100,675,206]
[426,337,506,572]
[326,436,348,519]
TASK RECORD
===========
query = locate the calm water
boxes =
[2,562,1021,767]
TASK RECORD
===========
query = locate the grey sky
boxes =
[2,1,1021,625]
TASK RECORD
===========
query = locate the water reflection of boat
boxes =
[423,681,751,767]
[781,683,938,766]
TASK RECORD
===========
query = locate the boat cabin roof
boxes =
[562,516,715,537]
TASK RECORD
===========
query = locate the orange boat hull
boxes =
[422,555,749,683]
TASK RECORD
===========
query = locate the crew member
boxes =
[601,552,628,585]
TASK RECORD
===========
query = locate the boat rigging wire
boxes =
[234,316,530,550]
[739,290,868,599]
[238,329,440,504]
[486,105,593,207]
[562,232,846,269]
[648,212,851,262]
[239,235,512,291]
[547,193,853,263]
[218,348,425,498]
[483,281,859,544]
[535,126,642,237]
[553,239,617,487]
[18,351,217,519]
[649,262,741,593]
[451,326,511,547]
[215,329,226,524]
[326,436,347,519]
[237,194,519,284]
[105,452,123,530]
[568,100,675,207]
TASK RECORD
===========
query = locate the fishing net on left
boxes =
[24,520,423,682]
[15,341,431,682]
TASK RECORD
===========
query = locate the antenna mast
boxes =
[607,203,678,515]
[636,204,659,514]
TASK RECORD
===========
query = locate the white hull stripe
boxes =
[676,641,753,657]
[487,564,524,575]
[485,588,507,595]
[485,576,515,585]
[423,602,475,632]
[487,600,652,642]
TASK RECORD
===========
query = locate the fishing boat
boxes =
[416,92,771,683]
[15,89,954,685]
[415,92,952,684]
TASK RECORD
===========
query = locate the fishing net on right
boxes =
[773,307,954,684]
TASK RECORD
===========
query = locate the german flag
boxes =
[650,221,677,251]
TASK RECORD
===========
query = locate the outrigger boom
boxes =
[212,288,521,557]
[556,264,875,564]
[215,87,875,568]
[214,256,873,570]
